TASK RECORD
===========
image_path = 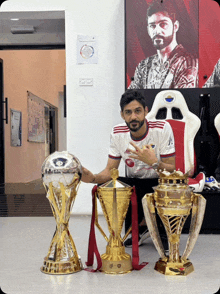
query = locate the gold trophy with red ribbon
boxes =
[142,170,206,276]
[40,151,83,275]
[93,169,133,274]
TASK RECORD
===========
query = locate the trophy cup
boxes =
[40,151,83,275]
[94,169,133,274]
[142,170,206,276]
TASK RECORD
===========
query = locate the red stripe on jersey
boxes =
[109,155,122,159]
[148,121,165,127]
[148,125,164,129]
[148,121,165,129]
[114,126,129,131]
[113,125,129,134]
[114,130,130,134]
[160,152,175,158]
[148,121,165,125]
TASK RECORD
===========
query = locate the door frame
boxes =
[0,59,5,191]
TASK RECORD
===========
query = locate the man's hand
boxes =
[128,141,158,166]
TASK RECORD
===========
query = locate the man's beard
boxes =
[126,119,145,132]
[152,32,174,50]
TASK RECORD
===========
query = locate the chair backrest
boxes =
[146,90,201,175]
[214,113,220,139]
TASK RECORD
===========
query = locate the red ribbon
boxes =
[131,186,148,270]
[84,185,102,272]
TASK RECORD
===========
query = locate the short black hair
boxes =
[147,0,176,23]
[120,90,146,111]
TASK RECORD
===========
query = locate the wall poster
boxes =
[27,91,45,143]
[199,0,220,88]
[125,0,220,89]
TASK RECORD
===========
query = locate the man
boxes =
[82,89,175,248]
[203,58,220,88]
[128,1,198,89]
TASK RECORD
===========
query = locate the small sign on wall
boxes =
[11,109,22,147]
[77,35,98,64]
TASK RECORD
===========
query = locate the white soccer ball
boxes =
[41,151,82,188]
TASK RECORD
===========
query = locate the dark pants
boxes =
[118,176,167,239]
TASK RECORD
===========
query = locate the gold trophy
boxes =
[40,151,83,275]
[142,170,206,276]
[94,169,133,274]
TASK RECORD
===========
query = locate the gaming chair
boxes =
[146,90,205,192]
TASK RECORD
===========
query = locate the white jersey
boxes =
[109,120,175,178]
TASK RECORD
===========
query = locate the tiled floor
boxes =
[0,215,219,294]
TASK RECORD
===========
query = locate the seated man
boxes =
[82,89,176,248]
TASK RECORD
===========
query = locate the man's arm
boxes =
[160,156,176,172]
[81,157,121,184]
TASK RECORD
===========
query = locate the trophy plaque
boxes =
[95,169,133,274]
[142,170,206,276]
[40,151,83,275]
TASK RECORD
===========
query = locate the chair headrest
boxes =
[147,90,193,122]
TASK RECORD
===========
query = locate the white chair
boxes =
[146,90,205,192]
[214,113,220,137]
[214,113,220,183]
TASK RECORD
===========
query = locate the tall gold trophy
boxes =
[142,170,206,276]
[95,169,133,274]
[40,151,83,275]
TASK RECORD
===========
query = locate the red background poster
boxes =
[199,0,220,87]
[125,0,220,88]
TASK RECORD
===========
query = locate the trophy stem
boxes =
[154,213,195,275]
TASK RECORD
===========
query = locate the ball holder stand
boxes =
[41,175,83,275]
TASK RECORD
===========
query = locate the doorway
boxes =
[0,11,66,216]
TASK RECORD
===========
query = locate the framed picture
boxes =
[27,91,45,143]
[125,0,199,89]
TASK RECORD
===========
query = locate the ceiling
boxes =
[0,11,65,48]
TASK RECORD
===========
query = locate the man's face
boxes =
[147,12,177,50]
[121,100,148,132]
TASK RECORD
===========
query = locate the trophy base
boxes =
[100,252,132,274]
[40,256,82,275]
[154,258,194,276]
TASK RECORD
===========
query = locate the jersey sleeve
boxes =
[160,122,175,158]
[108,129,122,160]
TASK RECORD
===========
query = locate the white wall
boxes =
[1,0,125,214]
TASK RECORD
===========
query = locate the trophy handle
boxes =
[94,191,109,242]
[122,226,132,243]
[181,194,206,261]
[142,194,167,260]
